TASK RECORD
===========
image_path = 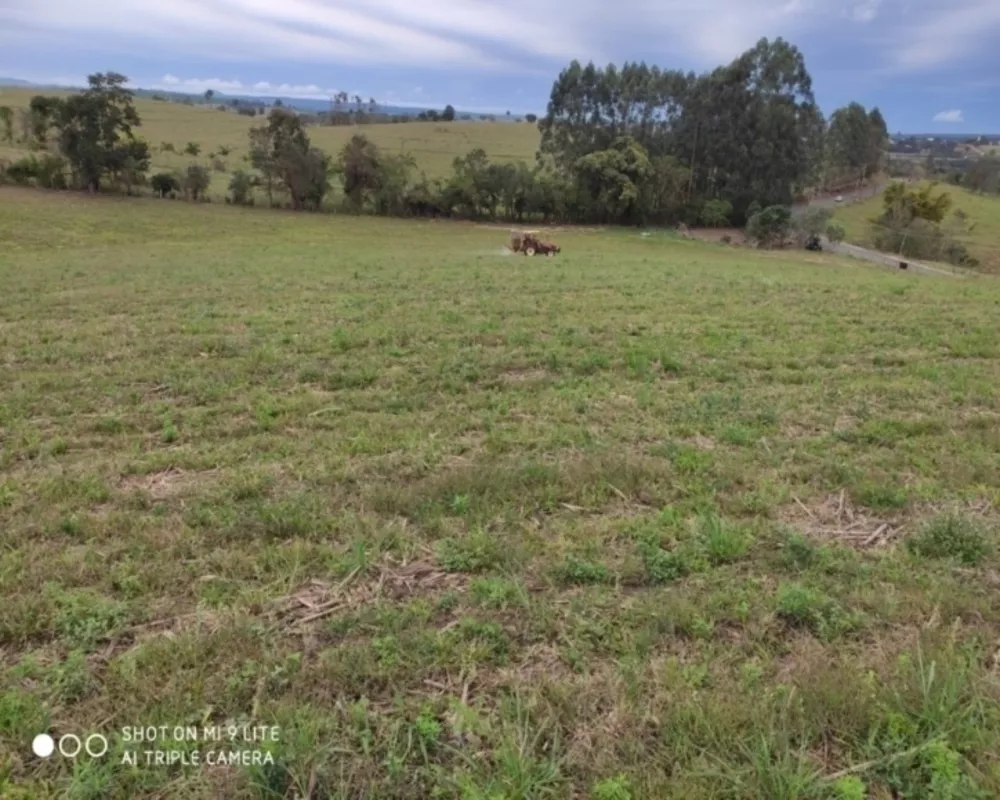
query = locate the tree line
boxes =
[0,49,987,262]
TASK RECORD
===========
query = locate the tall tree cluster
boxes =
[538,38,828,224]
[15,72,151,193]
[822,102,889,190]
[248,108,330,210]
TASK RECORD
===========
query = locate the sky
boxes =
[0,0,998,132]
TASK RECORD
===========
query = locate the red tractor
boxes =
[509,230,561,256]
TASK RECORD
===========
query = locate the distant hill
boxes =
[901,134,1000,141]
[135,89,525,121]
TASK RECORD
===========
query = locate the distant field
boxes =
[2,187,1000,798]
[0,87,541,196]
[832,181,1000,271]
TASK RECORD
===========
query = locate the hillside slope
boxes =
[832,181,1000,272]
[0,87,542,192]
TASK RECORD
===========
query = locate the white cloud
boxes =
[0,0,866,73]
[933,109,964,123]
[150,75,352,98]
[157,75,245,92]
[850,0,881,21]
[888,0,1000,70]
[1,0,998,77]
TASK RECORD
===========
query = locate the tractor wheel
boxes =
[524,247,535,256]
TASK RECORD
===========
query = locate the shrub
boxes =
[212,156,227,173]
[700,198,733,227]
[34,154,68,189]
[873,215,978,268]
[217,145,232,156]
[941,239,978,267]
[794,206,833,240]
[151,172,181,198]
[5,156,39,185]
[825,221,847,244]
[873,217,943,260]
[182,164,211,200]
[159,142,176,153]
[745,204,793,247]
[228,170,255,206]
[184,142,201,156]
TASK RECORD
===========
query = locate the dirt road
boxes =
[820,237,963,278]
[791,181,890,217]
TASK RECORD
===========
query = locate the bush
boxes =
[212,156,227,173]
[745,204,792,247]
[873,217,942,260]
[228,170,255,206]
[184,142,201,156]
[873,212,979,268]
[700,198,733,227]
[182,164,211,200]
[34,154,68,189]
[5,156,39,185]
[151,172,181,198]
[941,239,978,267]
[825,221,847,244]
[217,145,232,156]
[794,206,833,240]
[160,142,176,153]
[1,153,66,187]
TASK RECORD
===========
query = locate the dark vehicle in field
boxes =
[509,230,561,256]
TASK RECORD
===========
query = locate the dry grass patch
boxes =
[117,467,218,501]
[783,490,909,549]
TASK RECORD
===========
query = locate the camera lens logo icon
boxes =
[32,733,108,759]
[32,734,55,758]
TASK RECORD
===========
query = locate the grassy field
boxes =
[832,181,1000,271]
[2,187,1000,799]
[0,87,541,196]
